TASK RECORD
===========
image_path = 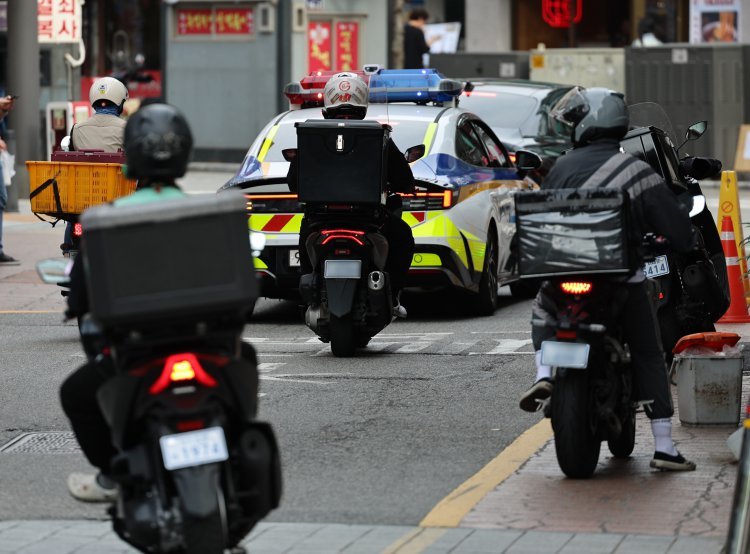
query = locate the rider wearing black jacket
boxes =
[287,72,416,317]
[519,88,698,472]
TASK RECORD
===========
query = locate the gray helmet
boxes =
[124,103,193,179]
[551,87,629,146]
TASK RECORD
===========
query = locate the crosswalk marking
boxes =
[485,339,533,355]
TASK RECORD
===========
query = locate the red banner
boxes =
[215,8,254,35]
[335,22,359,72]
[308,21,332,72]
[176,8,212,35]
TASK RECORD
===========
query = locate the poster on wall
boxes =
[308,21,332,72]
[690,0,741,43]
[424,22,461,54]
[335,22,359,72]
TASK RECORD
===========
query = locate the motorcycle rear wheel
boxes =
[607,408,636,459]
[330,314,355,357]
[182,494,226,554]
[551,370,601,478]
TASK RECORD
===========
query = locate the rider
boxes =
[62,77,129,253]
[518,87,698,472]
[61,103,212,501]
[287,72,416,317]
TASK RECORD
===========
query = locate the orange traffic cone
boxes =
[718,215,750,323]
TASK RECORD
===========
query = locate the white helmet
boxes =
[89,76,128,108]
[323,72,368,118]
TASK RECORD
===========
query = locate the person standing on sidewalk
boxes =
[404,8,433,69]
[0,91,18,265]
[518,87,697,471]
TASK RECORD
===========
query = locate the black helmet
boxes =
[551,87,629,146]
[124,103,193,179]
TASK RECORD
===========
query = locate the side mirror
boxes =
[404,144,426,163]
[686,121,707,141]
[36,258,72,285]
[282,148,298,162]
[514,149,543,171]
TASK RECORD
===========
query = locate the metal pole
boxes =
[6,0,41,207]
[726,417,750,553]
[276,1,292,115]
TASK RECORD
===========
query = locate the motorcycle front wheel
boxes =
[607,407,636,459]
[551,370,601,478]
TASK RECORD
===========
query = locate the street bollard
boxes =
[725,400,750,553]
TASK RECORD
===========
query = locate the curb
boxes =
[187,161,238,173]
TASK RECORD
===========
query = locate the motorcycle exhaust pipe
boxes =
[368,271,385,291]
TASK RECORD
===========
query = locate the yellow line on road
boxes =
[419,418,552,528]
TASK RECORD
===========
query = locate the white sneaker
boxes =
[67,472,118,503]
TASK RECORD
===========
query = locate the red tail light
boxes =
[509,152,517,164]
[73,223,83,237]
[560,281,593,295]
[399,190,455,209]
[321,228,365,246]
[556,329,577,339]
[149,353,218,395]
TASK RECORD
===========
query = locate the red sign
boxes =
[38,0,82,43]
[215,8,254,35]
[177,8,212,35]
[542,0,583,28]
[308,21,332,72]
[335,22,359,72]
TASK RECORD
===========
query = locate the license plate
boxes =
[159,427,228,471]
[324,259,362,279]
[540,341,590,369]
[643,255,669,278]
[289,249,300,267]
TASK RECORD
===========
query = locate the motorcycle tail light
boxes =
[321,228,365,246]
[149,353,217,395]
[73,223,83,237]
[556,329,577,340]
[176,419,205,432]
[560,281,593,295]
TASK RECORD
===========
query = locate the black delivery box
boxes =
[80,192,256,327]
[514,188,633,278]
[295,120,388,205]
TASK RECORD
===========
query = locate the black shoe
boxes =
[0,253,20,265]
[650,451,697,471]
[519,378,554,412]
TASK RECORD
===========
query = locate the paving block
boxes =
[614,534,675,554]
[559,533,626,554]
[667,536,725,554]
[451,529,525,553]
[505,530,574,554]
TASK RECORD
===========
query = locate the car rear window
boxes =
[460,91,538,131]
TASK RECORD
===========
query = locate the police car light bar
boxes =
[283,68,463,108]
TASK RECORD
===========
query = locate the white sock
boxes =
[651,418,679,456]
[535,350,552,382]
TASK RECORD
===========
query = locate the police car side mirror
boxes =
[515,149,543,171]
[405,144,426,163]
[282,148,298,162]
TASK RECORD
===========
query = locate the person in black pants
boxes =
[519,87,698,471]
[287,72,415,317]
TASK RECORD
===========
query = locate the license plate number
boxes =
[643,255,669,278]
[324,259,362,279]
[289,249,300,267]
[159,427,228,471]
[540,341,590,369]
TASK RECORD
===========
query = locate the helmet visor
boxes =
[549,86,589,129]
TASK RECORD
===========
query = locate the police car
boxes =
[220,69,541,314]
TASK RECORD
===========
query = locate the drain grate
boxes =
[0,432,81,454]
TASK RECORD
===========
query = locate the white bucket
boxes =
[673,355,743,425]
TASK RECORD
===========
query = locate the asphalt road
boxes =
[0,171,745,528]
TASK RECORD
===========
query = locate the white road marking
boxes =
[437,340,480,354]
[395,342,432,353]
[258,362,287,373]
[471,338,533,355]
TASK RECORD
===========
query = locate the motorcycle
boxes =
[622,103,729,361]
[37,193,280,554]
[517,187,703,478]
[289,120,424,357]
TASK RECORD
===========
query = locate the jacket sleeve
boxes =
[386,139,415,194]
[286,155,298,193]
[639,179,697,254]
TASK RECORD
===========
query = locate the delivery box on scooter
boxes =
[295,120,388,205]
[27,151,136,219]
[515,188,635,278]
[80,192,256,327]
